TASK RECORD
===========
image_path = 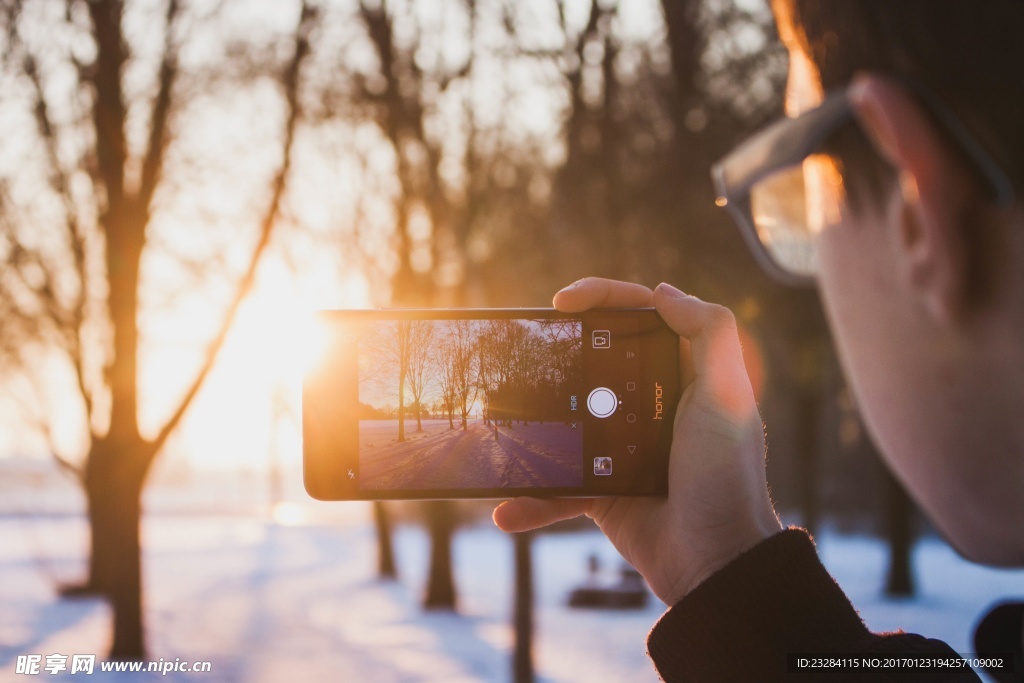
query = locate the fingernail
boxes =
[656,282,686,298]
[559,279,584,293]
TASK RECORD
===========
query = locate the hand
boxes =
[493,277,782,606]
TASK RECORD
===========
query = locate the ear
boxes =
[848,74,975,323]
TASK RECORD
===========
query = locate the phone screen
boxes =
[303,309,680,500]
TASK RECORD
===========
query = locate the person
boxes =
[492,1,1024,680]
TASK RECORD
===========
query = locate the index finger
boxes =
[653,283,755,423]
[553,277,655,312]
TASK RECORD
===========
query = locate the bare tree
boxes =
[435,337,461,429]
[0,0,316,658]
[371,321,414,442]
[353,0,463,305]
[405,321,436,432]
[445,320,480,430]
[368,319,437,439]
[333,0,560,307]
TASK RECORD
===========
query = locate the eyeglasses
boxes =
[711,85,1015,287]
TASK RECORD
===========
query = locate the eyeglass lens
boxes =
[749,154,843,277]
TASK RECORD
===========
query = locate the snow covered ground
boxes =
[2,507,1023,682]
[360,420,582,490]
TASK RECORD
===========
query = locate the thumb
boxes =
[653,283,756,423]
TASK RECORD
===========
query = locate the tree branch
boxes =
[24,52,87,289]
[19,40,96,425]
[50,449,84,481]
[148,1,316,458]
[137,0,180,213]
[1,372,84,480]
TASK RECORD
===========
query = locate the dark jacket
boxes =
[646,529,1023,681]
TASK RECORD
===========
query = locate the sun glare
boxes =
[236,270,361,384]
[297,313,332,379]
[239,290,326,386]
[142,257,370,472]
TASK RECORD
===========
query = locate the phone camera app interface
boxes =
[581,313,674,489]
[355,318,584,491]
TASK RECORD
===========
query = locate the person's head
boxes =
[770,0,1024,564]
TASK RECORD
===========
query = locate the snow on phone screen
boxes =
[355,319,584,490]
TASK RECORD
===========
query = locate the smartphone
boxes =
[303,308,680,500]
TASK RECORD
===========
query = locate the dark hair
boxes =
[778,0,1024,211]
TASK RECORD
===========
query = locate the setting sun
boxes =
[136,257,369,472]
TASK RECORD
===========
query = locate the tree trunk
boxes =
[373,501,397,580]
[83,439,149,659]
[883,469,916,597]
[423,501,457,610]
[512,531,534,683]
[398,375,406,442]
